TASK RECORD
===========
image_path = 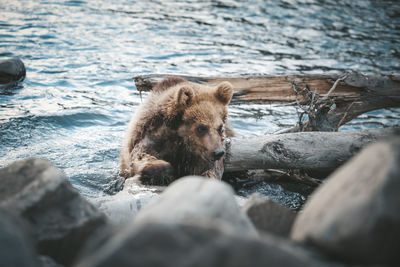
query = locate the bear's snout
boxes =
[212,149,225,161]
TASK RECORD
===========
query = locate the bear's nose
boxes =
[212,149,225,161]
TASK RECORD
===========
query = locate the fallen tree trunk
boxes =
[134,73,400,131]
[134,73,400,104]
[224,127,399,173]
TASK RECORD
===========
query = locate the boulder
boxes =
[0,57,26,88]
[133,176,258,237]
[90,177,161,225]
[291,137,400,266]
[75,177,343,267]
[243,194,297,237]
[38,256,64,267]
[0,209,39,267]
[0,158,107,266]
[91,177,249,225]
[75,221,339,267]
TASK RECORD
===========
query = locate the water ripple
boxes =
[0,0,399,199]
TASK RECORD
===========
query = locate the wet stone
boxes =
[0,57,26,88]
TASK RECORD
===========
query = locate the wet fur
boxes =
[120,76,233,185]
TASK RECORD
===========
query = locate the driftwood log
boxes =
[224,127,399,173]
[134,74,399,181]
[134,73,400,131]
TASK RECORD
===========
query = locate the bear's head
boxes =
[168,81,233,175]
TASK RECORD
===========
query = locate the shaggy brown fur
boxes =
[120,76,233,185]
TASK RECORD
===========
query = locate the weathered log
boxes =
[134,73,400,132]
[224,127,399,173]
[134,73,400,131]
[134,73,400,104]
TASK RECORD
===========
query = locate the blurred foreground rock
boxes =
[0,209,39,267]
[76,221,338,267]
[76,177,338,267]
[91,176,249,225]
[0,158,107,266]
[38,256,64,267]
[0,57,26,89]
[91,184,159,225]
[243,194,297,237]
[134,176,257,237]
[2,135,399,267]
[291,137,400,266]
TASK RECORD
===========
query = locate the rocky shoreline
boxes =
[0,136,399,267]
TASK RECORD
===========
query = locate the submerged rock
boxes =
[0,57,26,89]
[0,209,39,267]
[291,137,400,266]
[243,194,297,237]
[0,158,107,266]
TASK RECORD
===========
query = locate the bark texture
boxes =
[224,127,399,172]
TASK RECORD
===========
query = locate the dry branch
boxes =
[290,74,348,131]
[224,127,399,173]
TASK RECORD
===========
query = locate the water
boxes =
[1,0,399,205]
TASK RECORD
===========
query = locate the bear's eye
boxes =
[196,125,208,136]
[218,125,224,135]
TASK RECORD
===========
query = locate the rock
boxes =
[134,176,258,237]
[0,209,39,267]
[291,137,400,266]
[91,177,249,225]
[243,194,297,237]
[90,176,163,225]
[38,256,64,267]
[0,158,108,266]
[75,218,339,267]
[90,184,160,226]
[76,176,343,267]
[0,57,26,88]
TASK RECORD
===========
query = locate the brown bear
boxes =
[120,76,233,185]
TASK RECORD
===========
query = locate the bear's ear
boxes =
[215,81,233,105]
[176,86,194,107]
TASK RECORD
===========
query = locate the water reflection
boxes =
[0,0,399,203]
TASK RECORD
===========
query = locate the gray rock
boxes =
[76,176,343,267]
[90,178,162,225]
[0,209,39,267]
[0,57,26,88]
[291,138,400,266]
[0,158,107,266]
[134,176,258,237]
[243,194,297,237]
[38,256,64,267]
[75,221,340,267]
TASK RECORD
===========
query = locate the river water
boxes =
[1,0,399,208]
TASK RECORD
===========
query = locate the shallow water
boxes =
[1,0,399,205]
